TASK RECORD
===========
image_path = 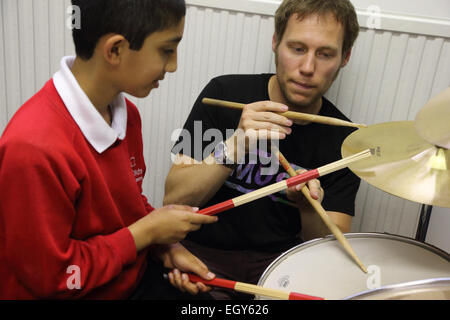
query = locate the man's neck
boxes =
[71,57,118,126]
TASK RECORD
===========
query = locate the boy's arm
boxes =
[0,142,137,299]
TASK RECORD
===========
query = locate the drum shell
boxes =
[345,278,450,300]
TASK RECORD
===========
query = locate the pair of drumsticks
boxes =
[174,98,370,300]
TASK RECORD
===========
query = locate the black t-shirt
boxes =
[172,74,360,251]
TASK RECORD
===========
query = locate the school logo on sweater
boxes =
[130,157,143,183]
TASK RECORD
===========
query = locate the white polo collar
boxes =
[53,56,127,154]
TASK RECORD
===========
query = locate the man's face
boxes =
[273,13,350,110]
[119,17,185,98]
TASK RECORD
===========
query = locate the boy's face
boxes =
[272,13,350,110]
[118,17,185,98]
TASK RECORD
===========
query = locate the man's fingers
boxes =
[307,179,322,200]
[247,101,289,113]
[252,112,293,128]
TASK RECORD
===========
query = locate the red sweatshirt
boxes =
[0,79,154,299]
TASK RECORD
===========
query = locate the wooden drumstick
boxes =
[198,149,372,216]
[274,147,368,274]
[202,98,367,129]
[186,274,324,300]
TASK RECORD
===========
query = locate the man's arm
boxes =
[286,177,352,241]
[300,208,352,241]
[164,101,293,207]
[164,153,234,207]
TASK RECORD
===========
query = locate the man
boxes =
[164,0,361,299]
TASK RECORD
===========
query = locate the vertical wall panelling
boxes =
[18,0,36,106]
[0,0,7,130]
[33,0,50,98]
[1,1,449,238]
[3,0,21,122]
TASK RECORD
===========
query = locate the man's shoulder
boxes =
[321,96,352,123]
[206,74,272,103]
[210,73,272,87]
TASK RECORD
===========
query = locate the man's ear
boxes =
[102,34,128,65]
[341,48,352,68]
[272,32,278,53]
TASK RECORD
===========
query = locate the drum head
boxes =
[257,233,450,300]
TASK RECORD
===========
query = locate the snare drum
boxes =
[257,233,450,300]
[345,278,450,300]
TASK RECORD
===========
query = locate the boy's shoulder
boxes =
[123,98,142,129]
[0,80,79,155]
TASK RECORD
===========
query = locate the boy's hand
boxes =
[128,205,218,251]
[157,243,214,295]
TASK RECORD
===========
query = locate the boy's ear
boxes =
[102,34,128,65]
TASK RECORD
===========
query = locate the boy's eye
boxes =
[162,48,175,55]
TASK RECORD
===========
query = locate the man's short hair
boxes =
[72,0,186,60]
[274,0,359,54]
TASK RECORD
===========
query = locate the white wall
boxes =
[426,207,450,253]
[351,0,450,20]
[1,0,449,239]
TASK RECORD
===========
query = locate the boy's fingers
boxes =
[188,213,218,224]
[167,204,199,212]
[181,273,199,295]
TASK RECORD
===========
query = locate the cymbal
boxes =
[342,121,450,208]
[415,88,450,149]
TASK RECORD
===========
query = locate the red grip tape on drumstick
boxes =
[198,169,321,216]
[187,274,324,300]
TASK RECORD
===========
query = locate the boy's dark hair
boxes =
[72,0,186,60]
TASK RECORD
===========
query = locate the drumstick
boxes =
[202,98,367,129]
[274,147,368,273]
[198,149,372,216]
[186,274,324,300]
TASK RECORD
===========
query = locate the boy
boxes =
[0,0,216,299]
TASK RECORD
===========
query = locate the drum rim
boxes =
[257,232,450,288]
[343,277,450,300]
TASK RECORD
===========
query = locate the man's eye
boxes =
[319,52,332,58]
[292,47,305,53]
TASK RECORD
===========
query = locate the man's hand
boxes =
[286,169,324,204]
[225,101,293,161]
[157,243,214,295]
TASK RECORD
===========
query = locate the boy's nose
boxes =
[166,52,178,73]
